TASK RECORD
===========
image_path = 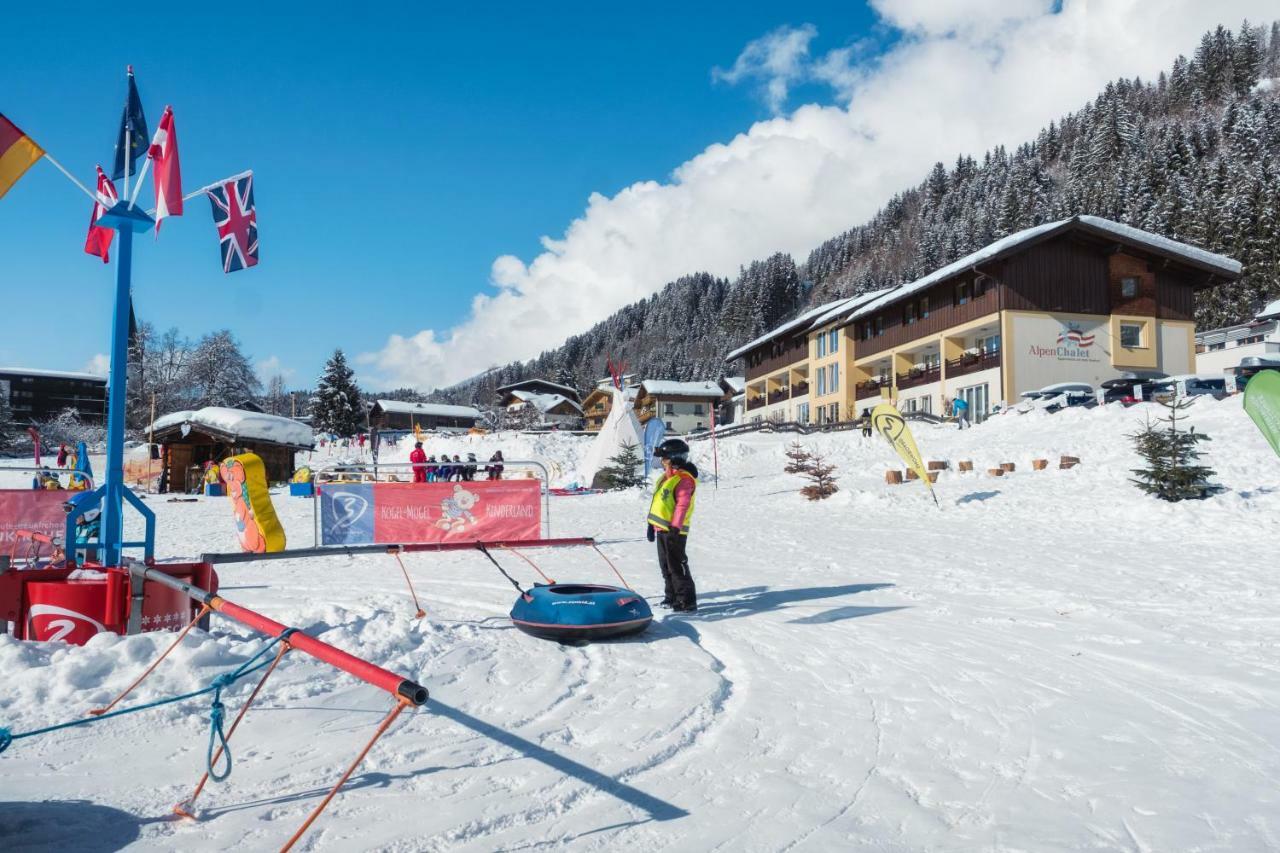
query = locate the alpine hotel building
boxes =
[728,216,1242,424]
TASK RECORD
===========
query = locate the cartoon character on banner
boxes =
[220,453,287,553]
[436,484,480,532]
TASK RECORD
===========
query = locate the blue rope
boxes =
[0,627,299,788]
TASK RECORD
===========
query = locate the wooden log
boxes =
[957,460,974,472]
[987,468,1005,477]
[905,468,919,481]
[1000,462,1016,472]
[1032,459,1048,471]
[926,471,940,483]
[885,470,903,485]
[1060,455,1080,469]
[927,460,948,471]
[1060,461,1079,470]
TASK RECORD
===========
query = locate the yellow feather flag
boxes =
[871,402,938,506]
[0,113,44,200]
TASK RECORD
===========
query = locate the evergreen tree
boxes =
[1129,399,1219,501]
[784,441,812,474]
[597,441,646,490]
[313,349,364,436]
[786,445,838,501]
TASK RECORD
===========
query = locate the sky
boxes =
[1,1,1275,393]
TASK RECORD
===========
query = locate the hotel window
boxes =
[920,296,929,319]
[863,321,873,340]
[817,334,826,357]
[827,403,839,422]
[830,363,839,392]
[664,403,675,414]
[817,370,827,396]
[875,316,885,336]
[1208,342,1226,351]
[976,333,1001,354]
[922,353,940,371]
[829,330,839,353]
[956,281,972,306]
[694,404,704,415]
[1120,322,1144,348]
[797,402,810,423]
[1240,334,1264,345]
[904,302,917,325]
[1120,276,1139,298]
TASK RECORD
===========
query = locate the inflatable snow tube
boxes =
[510,583,653,642]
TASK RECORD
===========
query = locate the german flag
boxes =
[0,113,45,200]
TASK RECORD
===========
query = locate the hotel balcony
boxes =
[895,364,942,390]
[767,388,791,405]
[792,381,810,397]
[854,379,884,398]
[945,349,1001,378]
[746,395,766,411]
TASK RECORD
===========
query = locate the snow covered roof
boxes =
[720,376,746,394]
[1257,299,1280,321]
[509,390,583,414]
[496,378,580,400]
[149,407,315,448]
[840,216,1242,329]
[805,287,896,331]
[639,380,724,400]
[0,366,107,382]
[724,296,858,363]
[372,399,480,420]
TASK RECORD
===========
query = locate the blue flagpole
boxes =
[99,225,133,566]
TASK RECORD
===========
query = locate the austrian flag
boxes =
[147,106,182,232]
[84,166,118,263]
[206,172,258,273]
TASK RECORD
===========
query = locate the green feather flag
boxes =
[1243,370,1280,458]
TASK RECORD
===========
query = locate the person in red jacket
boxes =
[646,439,698,612]
[410,441,428,483]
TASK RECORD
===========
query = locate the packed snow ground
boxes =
[2,397,1279,851]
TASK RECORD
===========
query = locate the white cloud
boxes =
[256,355,295,383]
[363,0,1274,392]
[712,23,820,114]
[84,354,110,377]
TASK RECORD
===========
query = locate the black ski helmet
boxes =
[653,438,690,462]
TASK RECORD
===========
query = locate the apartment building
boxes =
[728,216,1242,424]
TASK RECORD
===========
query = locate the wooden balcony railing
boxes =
[746,396,766,411]
[854,380,883,399]
[895,365,942,390]
[945,349,1001,379]
[768,388,791,405]
[792,381,810,397]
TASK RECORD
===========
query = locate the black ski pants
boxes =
[655,530,696,607]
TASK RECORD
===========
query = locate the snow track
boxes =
[3,396,1280,849]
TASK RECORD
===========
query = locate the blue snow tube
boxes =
[510,583,653,642]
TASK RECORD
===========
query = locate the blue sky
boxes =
[0,2,884,388]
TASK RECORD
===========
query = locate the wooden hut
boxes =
[148,407,314,493]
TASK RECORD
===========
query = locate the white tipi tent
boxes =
[579,385,644,488]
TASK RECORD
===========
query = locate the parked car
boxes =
[1231,356,1280,392]
[1099,371,1168,404]
[1018,382,1095,412]
[1147,374,1228,402]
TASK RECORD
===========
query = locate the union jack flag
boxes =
[206,172,258,273]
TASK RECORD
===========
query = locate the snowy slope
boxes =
[2,396,1279,851]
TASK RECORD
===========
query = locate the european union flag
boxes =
[110,66,149,181]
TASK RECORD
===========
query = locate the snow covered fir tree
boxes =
[312,349,364,437]
[433,21,1280,404]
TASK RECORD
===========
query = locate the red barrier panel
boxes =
[0,490,68,547]
[318,480,541,546]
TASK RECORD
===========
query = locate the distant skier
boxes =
[860,408,872,438]
[645,438,698,612]
[410,441,428,483]
[952,394,970,430]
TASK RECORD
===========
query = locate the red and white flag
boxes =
[84,166,118,263]
[147,105,182,233]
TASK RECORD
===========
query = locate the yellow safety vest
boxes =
[648,470,697,535]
